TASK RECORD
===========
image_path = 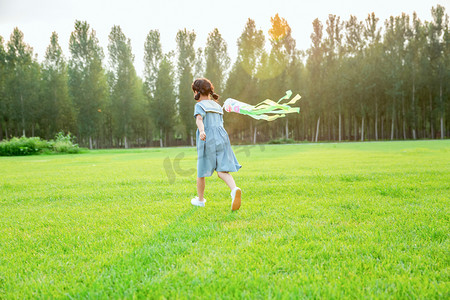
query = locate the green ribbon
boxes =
[240,90,301,121]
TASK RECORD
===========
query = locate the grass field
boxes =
[0,140,449,298]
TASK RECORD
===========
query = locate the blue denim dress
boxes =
[194,100,241,177]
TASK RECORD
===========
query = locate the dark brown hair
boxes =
[191,78,220,101]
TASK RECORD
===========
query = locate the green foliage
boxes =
[205,28,230,94]
[151,55,176,146]
[0,7,449,147]
[0,132,80,156]
[50,131,81,153]
[0,141,448,297]
[176,29,197,143]
[0,136,50,156]
[143,29,162,98]
[41,32,75,139]
[5,28,40,137]
[108,25,139,148]
[68,20,107,146]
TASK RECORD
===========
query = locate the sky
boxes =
[0,0,448,76]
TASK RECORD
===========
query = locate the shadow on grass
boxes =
[73,206,221,298]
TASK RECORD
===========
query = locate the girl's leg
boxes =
[217,172,237,190]
[197,177,205,201]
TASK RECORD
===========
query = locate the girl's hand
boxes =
[199,130,206,141]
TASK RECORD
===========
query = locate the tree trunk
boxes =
[124,136,128,149]
[20,94,25,137]
[89,136,93,150]
[440,82,444,139]
[160,128,163,147]
[354,117,357,141]
[430,92,434,139]
[412,77,417,140]
[375,101,378,141]
[315,116,320,142]
[253,125,257,144]
[361,116,365,142]
[328,117,332,141]
[285,118,289,140]
[338,111,342,142]
[402,94,406,140]
[391,106,395,141]
[190,130,194,147]
[32,123,35,137]
[381,116,384,140]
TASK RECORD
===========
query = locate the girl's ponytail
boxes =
[210,91,219,101]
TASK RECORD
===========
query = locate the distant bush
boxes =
[50,132,81,154]
[0,136,50,156]
[268,138,296,144]
[0,132,81,156]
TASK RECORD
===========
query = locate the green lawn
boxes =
[0,140,449,298]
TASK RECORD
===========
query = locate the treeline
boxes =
[0,5,448,148]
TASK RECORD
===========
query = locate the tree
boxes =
[428,5,448,138]
[108,25,138,148]
[384,14,408,140]
[323,14,345,141]
[193,47,204,79]
[363,13,383,141]
[143,30,163,144]
[41,32,75,139]
[143,30,162,99]
[268,14,297,140]
[5,28,40,137]
[405,13,425,139]
[0,36,6,140]
[151,55,176,147]
[307,18,325,142]
[176,29,196,145]
[226,18,265,143]
[205,28,230,94]
[68,20,107,149]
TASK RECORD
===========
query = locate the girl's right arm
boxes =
[196,115,206,141]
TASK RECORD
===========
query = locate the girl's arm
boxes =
[196,115,206,141]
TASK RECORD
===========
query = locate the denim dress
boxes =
[194,100,241,177]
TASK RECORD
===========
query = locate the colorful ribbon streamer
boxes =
[223,90,301,121]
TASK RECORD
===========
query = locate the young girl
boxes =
[190,78,242,211]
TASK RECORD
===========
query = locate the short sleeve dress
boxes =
[194,100,241,177]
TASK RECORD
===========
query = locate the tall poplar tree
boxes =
[68,20,107,149]
[429,5,448,138]
[143,30,162,99]
[363,13,383,141]
[176,29,196,145]
[41,32,75,138]
[384,15,408,140]
[405,13,425,140]
[143,29,163,143]
[205,28,230,94]
[6,28,40,137]
[345,15,365,141]
[226,18,264,143]
[152,55,176,147]
[0,36,6,140]
[307,18,325,142]
[108,25,138,148]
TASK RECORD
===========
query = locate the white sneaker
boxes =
[231,187,241,211]
[191,196,206,207]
